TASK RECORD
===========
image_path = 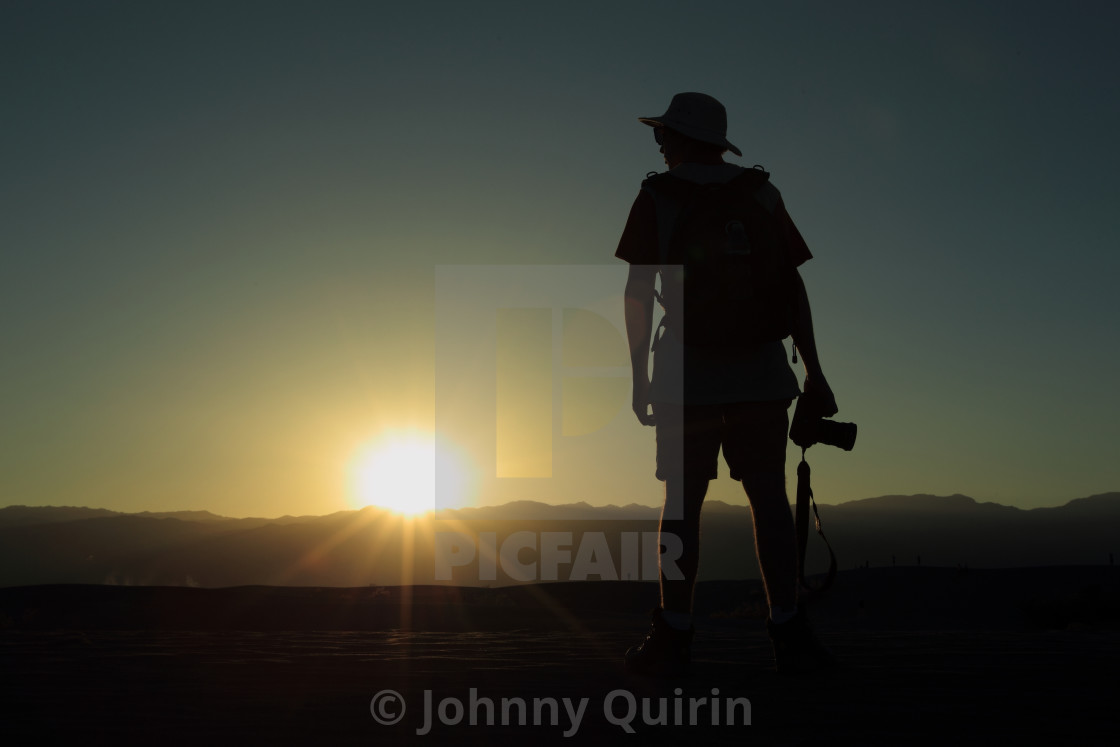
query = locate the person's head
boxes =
[653,125,727,168]
[639,92,741,168]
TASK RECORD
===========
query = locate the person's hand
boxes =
[632,375,655,426]
[803,373,838,418]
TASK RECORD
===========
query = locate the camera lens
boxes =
[817,420,857,451]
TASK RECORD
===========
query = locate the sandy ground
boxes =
[2,570,1117,745]
[2,628,1115,745]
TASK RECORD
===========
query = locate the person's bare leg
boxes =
[746,471,835,672]
[741,472,797,614]
[625,477,704,676]
[660,477,708,614]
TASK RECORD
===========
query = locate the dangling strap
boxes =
[650,285,668,352]
[796,450,837,592]
[650,316,668,352]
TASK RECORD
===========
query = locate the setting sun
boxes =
[348,432,469,515]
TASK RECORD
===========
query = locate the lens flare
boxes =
[348,431,470,515]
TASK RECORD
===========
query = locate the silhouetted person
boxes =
[616,92,837,676]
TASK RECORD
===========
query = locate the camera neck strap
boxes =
[796,448,838,592]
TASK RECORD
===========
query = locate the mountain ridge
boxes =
[4,491,1117,526]
[0,493,1117,588]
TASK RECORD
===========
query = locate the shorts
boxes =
[652,399,793,481]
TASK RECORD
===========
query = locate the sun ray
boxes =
[272,504,384,586]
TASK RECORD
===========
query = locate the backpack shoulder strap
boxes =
[754,180,780,214]
[640,166,777,264]
[725,165,776,209]
[640,172,694,264]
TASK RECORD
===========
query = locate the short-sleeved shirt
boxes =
[615,162,811,405]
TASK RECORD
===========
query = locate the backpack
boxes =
[642,166,797,349]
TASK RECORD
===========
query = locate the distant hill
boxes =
[0,494,1117,588]
[0,506,124,527]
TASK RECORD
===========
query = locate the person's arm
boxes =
[791,269,838,416]
[624,264,658,426]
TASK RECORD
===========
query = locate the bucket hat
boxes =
[639,92,742,157]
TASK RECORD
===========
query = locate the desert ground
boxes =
[2,566,1117,745]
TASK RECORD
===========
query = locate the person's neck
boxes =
[672,155,727,168]
[679,149,726,166]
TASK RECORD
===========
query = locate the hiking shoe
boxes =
[624,607,693,677]
[767,607,835,675]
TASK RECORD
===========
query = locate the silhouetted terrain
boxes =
[1,568,1117,744]
[2,566,1118,632]
[0,493,1117,587]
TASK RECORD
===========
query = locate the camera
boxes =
[789,395,857,451]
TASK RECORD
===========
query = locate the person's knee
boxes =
[665,477,710,497]
[742,471,786,501]
[663,477,709,522]
[742,471,793,522]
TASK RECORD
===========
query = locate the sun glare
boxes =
[348,432,468,515]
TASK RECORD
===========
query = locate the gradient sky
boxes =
[3,0,1118,517]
